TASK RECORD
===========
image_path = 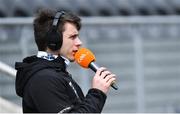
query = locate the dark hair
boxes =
[33,8,81,51]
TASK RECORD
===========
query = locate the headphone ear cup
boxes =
[47,29,62,51]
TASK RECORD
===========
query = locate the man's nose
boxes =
[75,37,82,46]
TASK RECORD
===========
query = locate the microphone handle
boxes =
[89,62,99,72]
[111,82,118,90]
[89,62,118,90]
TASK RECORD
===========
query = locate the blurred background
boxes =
[0,0,180,113]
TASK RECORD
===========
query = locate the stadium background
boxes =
[0,0,180,113]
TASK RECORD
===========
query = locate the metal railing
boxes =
[0,61,21,113]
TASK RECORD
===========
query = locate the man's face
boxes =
[59,22,82,62]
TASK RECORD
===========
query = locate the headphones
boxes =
[47,11,65,51]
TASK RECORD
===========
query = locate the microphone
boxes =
[74,48,118,90]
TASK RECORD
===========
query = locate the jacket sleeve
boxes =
[70,88,107,113]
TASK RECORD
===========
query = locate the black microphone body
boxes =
[89,61,118,90]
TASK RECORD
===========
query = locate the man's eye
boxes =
[70,35,77,39]
[70,36,75,39]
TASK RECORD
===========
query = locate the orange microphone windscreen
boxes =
[74,48,96,68]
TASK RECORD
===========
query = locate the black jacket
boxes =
[15,56,106,113]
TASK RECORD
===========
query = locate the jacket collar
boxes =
[37,51,70,67]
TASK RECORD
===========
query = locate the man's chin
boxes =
[70,60,74,62]
[69,58,75,62]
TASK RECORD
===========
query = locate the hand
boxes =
[92,67,116,94]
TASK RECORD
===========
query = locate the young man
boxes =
[15,9,116,113]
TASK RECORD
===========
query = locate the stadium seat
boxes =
[111,0,137,16]
[167,0,180,15]
[0,1,7,17]
[44,0,78,13]
[75,0,97,16]
[150,0,176,15]
[87,0,118,16]
[13,0,31,17]
[127,0,156,15]
[23,0,49,16]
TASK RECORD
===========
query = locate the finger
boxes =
[107,77,116,86]
[104,74,116,82]
[100,70,111,79]
[96,67,107,76]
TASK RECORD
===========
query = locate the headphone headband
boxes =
[52,11,65,29]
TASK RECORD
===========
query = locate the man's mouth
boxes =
[73,50,78,56]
